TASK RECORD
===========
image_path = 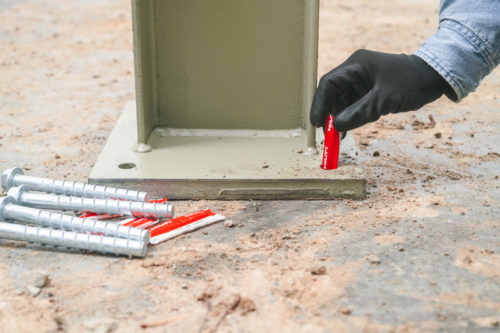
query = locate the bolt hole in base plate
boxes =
[118,163,136,170]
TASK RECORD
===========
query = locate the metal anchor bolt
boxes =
[1,167,149,202]
[0,197,149,242]
[8,185,174,219]
[0,220,147,257]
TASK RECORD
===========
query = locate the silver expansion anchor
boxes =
[1,167,149,202]
[0,220,147,257]
[8,185,174,219]
[0,196,149,242]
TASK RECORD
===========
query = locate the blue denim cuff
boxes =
[414,19,495,102]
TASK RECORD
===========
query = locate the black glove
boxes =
[310,49,454,132]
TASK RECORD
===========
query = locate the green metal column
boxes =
[89,0,366,200]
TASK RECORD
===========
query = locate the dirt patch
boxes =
[0,0,499,331]
[456,247,500,280]
[374,234,403,246]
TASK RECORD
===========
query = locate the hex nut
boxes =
[0,196,16,220]
[7,185,26,203]
[1,167,24,191]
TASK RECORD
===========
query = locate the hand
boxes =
[310,49,453,132]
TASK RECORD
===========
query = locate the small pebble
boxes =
[338,307,352,315]
[83,318,117,332]
[33,272,49,288]
[224,220,235,228]
[310,265,326,275]
[366,255,381,265]
[27,286,41,297]
[181,283,188,289]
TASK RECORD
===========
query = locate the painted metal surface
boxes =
[91,1,366,199]
[131,0,157,145]
[132,0,319,142]
[90,103,366,200]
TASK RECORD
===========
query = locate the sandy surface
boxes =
[0,0,499,332]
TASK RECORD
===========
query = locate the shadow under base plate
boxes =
[89,102,366,200]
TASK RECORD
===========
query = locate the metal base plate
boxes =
[89,102,366,200]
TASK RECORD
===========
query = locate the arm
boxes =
[310,0,500,132]
[415,0,500,102]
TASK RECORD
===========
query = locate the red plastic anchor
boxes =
[321,114,340,170]
[147,209,215,237]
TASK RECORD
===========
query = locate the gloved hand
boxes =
[310,49,454,132]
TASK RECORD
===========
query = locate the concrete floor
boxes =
[0,0,499,332]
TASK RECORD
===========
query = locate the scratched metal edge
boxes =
[87,178,367,200]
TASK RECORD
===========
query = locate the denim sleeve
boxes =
[414,0,500,102]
